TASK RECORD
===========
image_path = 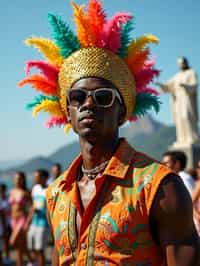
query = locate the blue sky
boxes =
[1,0,200,161]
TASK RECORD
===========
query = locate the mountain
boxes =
[0,116,175,179]
[49,142,80,169]
[120,115,163,139]
[129,126,176,160]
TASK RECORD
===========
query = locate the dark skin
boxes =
[50,77,199,266]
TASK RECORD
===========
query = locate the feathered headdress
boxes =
[18,0,160,132]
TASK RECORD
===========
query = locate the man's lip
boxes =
[78,113,97,122]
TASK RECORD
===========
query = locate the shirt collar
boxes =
[59,138,135,191]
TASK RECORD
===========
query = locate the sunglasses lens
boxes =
[95,89,113,107]
[68,89,86,106]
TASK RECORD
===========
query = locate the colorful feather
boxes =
[135,68,160,90]
[127,34,159,57]
[25,60,59,84]
[132,93,161,117]
[137,87,159,95]
[25,37,63,66]
[71,1,94,47]
[45,116,68,128]
[48,13,80,58]
[101,12,132,52]
[25,95,58,110]
[126,48,150,75]
[118,19,134,58]
[32,99,64,117]
[64,123,72,133]
[86,0,106,46]
[18,74,57,96]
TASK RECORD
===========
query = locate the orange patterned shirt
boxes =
[46,139,172,265]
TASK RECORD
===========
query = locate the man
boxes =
[162,151,195,195]
[26,169,49,266]
[157,57,199,147]
[19,0,199,265]
[46,163,62,186]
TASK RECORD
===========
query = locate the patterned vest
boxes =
[46,140,171,265]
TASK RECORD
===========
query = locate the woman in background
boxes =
[9,171,33,266]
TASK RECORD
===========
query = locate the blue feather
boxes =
[132,93,161,117]
[25,95,58,110]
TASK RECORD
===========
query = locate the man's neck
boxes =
[79,136,120,170]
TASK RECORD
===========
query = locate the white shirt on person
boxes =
[179,170,195,195]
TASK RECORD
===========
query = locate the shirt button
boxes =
[80,243,87,249]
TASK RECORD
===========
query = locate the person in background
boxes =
[9,172,33,266]
[26,169,49,266]
[46,163,62,186]
[0,184,10,264]
[196,159,200,181]
[0,195,6,266]
[192,159,200,236]
[162,151,195,195]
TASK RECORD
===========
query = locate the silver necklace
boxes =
[81,159,110,180]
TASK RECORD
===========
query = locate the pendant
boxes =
[87,174,96,180]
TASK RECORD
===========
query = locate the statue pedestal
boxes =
[170,141,200,168]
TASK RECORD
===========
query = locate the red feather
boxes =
[25,60,59,85]
[135,68,160,90]
[100,12,132,52]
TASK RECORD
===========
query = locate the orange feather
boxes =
[18,74,57,95]
[86,0,106,45]
[71,1,94,47]
[126,49,150,75]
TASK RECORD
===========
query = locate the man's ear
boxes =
[118,105,126,126]
[67,105,71,123]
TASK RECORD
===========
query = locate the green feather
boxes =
[25,95,58,110]
[48,13,80,58]
[132,93,161,117]
[118,19,134,58]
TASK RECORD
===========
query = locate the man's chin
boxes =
[79,127,99,140]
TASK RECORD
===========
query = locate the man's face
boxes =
[51,166,60,178]
[162,155,176,170]
[67,77,125,142]
[33,171,41,185]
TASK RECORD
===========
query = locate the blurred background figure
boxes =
[26,169,49,266]
[0,184,11,264]
[9,172,33,266]
[0,191,6,266]
[162,151,195,195]
[46,163,62,186]
[192,159,200,236]
[196,159,200,181]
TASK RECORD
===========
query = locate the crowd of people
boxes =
[0,163,61,266]
[0,155,200,265]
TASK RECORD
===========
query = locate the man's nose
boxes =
[83,94,96,108]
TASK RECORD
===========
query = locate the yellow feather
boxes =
[32,100,64,117]
[64,123,72,134]
[25,37,64,67]
[128,34,159,57]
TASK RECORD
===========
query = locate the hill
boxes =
[0,116,175,179]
